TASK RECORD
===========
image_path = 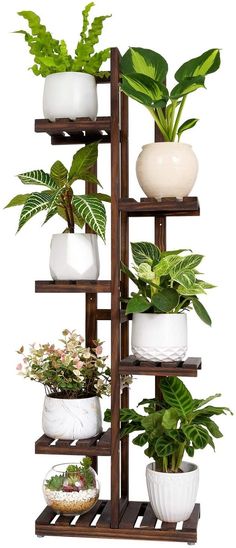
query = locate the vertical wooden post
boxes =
[110,48,121,528]
[120,90,129,500]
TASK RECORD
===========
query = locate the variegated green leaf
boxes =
[171,269,196,288]
[50,161,68,187]
[173,254,204,272]
[69,142,99,181]
[153,255,182,277]
[17,191,52,231]
[17,170,58,190]
[72,194,106,240]
[121,73,169,109]
[175,49,221,82]
[170,76,205,100]
[160,377,193,418]
[138,263,155,282]
[131,242,160,266]
[177,118,199,141]
[78,170,103,188]
[4,194,31,208]
[178,283,206,296]
[121,47,168,82]
[182,424,210,449]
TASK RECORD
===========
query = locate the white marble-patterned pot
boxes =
[42,395,102,440]
[49,233,100,281]
[146,461,199,522]
[131,313,187,362]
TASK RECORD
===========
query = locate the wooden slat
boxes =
[119,501,143,529]
[75,500,105,528]
[119,356,201,377]
[35,280,112,293]
[35,117,111,134]
[118,197,200,217]
[161,521,177,531]
[36,506,56,525]
[140,503,157,529]
[56,515,74,526]
[98,429,111,447]
[51,133,111,145]
[96,309,111,321]
[54,439,74,449]
[35,430,111,455]
[35,434,52,450]
[75,435,99,448]
[96,501,112,529]
[182,503,200,531]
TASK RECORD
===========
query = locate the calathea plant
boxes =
[16,2,111,77]
[5,141,110,241]
[121,47,220,141]
[104,377,232,473]
[121,241,214,324]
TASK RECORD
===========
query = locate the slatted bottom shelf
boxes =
[36,500,200,543]
[35,429,111,455]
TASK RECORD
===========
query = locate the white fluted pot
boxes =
[146,461,199,522]
[136,143,198,199]
[49,234,100,281]
[43,72,98,122]
[131,313,187,362]
[42,395,103,440]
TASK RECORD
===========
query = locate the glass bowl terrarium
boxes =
[43,457,99,515]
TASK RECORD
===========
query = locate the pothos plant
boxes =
[16,2,111,78]
[5,141,110,240]
[121,241,214,325]
[104,377,232,473]
[121,47,221,141]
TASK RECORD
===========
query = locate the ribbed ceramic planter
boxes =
[49,233,100,281]
[146,461,199,522]
[136,142,198,199]
[42,395,102,440]
[131,313,187,362]
[43,72,98,122]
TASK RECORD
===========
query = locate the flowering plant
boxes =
[17,329,112,399]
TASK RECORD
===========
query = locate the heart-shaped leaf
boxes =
[151,288,179,312]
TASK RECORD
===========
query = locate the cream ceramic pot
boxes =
[146,461,199,523]
[42,395,102,440]
[49,233,100,281]
[43,72,98,122]
[136,142,198,199]
[131,313,187,362]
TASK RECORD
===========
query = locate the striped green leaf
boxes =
[192,416,223,438]
[177,118,199,141]
[78,170,103,188]
[155,435,178,457]
[170,76,205,100]
[178,284,206,296]
[17,170,58,190]
[193,393,221,410]
[182,424,210,449]
[160,377,193,418]
[175,49,221,82]
[172,254,203,273]
[17,191,52,231]
[4,194,31,208]
[131,242,160,266]
[72,194,106,240]
[121,73,169,109]
[121,47,168,82]
[50,161,68,187]
[69,142,99,181]
[171,269,196,288]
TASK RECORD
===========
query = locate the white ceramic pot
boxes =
[43,72,98,122]
[146,461,199,523]
[136,143,198,199]
[42,395,103,440]
[49,233,100,281]
[131,313,187,362]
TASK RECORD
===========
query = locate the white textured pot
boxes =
[131,313,187,362]
[49,234,100,281]
[42,395,102,440]
[136,143,198,199]
[43,72,98,122]
[146,461,199,523]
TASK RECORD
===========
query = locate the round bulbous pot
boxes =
[146,461,199,523]
[136,142,198,200]
[49,233,100,281]
[43,71,98,122]
[131,313,187,362]
[42,394,103,440]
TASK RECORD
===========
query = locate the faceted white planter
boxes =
[43,72,98,122]
[131,313,187,362]
[146,461,199,523]
[136,143,198,199]
[42,395,102,440]
[49,234,100,281]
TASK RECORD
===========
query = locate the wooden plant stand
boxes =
[34,48,200,544]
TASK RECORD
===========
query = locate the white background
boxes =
[1,1,235,547]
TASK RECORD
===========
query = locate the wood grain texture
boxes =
[35,280,112,293]
[118,197,200,216]
[35,429,111,456]
[119,356,201,377]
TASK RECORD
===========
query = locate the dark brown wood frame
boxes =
[34,48,200,544]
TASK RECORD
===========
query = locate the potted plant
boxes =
[120,47,221,199]
[16,3,111,121]
[104,377,232,522]
[121,241,214,361]
[5,141,110,280]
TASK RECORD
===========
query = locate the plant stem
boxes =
[169,100,177,139]
[147,107,170,141]
[65,189,75,233]
[171,96,187,142]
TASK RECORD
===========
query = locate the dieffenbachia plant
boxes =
[121,47,221,141]
[5,141,110,240]
[121,241,214,324]
[104,377,232,473]
[16,2,111,77]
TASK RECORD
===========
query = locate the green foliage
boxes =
[16,3,111,77]
[104,377,232,472]
[45,474,64,491]
[45,458,94,492]
[6,142,110,239]
[122,241,214,325]
[121,47,221,141]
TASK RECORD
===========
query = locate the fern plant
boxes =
[16,2,111,77]
[5,142,110,240]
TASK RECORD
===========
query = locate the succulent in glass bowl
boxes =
[43,457,99,515]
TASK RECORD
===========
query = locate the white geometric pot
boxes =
[49,233,100,281]
[136,142,198,200]
[42,395,103,440]
[43,72,98,122]
[146,461,199,523]
[131,313,187,362]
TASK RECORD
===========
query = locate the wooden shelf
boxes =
[119,356,201,377]
[119,197,200,216]
[35,429,111,456]
[35,280,112,293]
[35,117,112,145]
[36,501,200,543]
